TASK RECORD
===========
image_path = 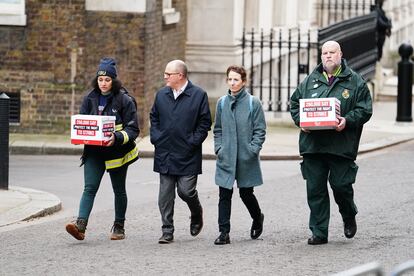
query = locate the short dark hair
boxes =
[226,65,247,82]
[91,77,122,94]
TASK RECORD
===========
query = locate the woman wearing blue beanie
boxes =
[66,57,140,241]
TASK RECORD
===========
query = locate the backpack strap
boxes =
[219,95,226,112]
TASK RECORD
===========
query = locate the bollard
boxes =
[396,43,413,122]
[0,93,10,190]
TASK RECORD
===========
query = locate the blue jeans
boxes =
[78,154,128,222]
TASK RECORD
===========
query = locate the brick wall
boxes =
[0,0,187,135]
[143,0,187,133]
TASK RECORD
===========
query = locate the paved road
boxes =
[1,141,414,275]
[6,155,301,223]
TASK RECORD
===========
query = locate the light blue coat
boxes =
[214,88,266,189]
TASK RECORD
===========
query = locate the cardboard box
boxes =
[71,115,116,146]
[299,98,341,130]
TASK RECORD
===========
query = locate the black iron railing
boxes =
[318,12,377,79]
[241,12,377,112]
[316,0,375,27]
[241,28,319,111]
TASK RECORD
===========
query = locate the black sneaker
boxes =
[110,222,125,240]
[158,232,174,244]
[66,218,87,240]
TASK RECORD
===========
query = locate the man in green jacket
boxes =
[290,41,372,245]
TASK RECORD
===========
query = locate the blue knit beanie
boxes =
[96,57,117,79]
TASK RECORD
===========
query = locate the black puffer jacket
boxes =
[80,87,140,171]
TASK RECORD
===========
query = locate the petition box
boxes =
[71,115,116,146]
[299,98,340,130]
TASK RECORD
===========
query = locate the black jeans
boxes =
[218,186,261,233]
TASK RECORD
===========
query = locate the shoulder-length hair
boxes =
[91,77,122,95]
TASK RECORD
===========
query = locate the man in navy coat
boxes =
[150,60,212,244]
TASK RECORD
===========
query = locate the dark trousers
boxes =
[78,155,128,223]
[301,154,359,239]
[158,174,202,234]
[377,34,386,61]
[218,186,262,233]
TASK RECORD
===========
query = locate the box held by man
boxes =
[299,98,340,130]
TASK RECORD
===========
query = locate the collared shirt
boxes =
[323,65,342,86]
[173,81,188,100]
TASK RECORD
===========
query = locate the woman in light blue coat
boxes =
[213,65,266,245]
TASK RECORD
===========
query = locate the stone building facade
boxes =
[0,0,186,135]
[2,0,413,135]
[186,0,414,101]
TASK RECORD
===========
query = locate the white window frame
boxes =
[0,0,27,26]
[85,0,146,13]
[163,0,180,25]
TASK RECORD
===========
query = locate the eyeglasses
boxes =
[164,72,181,78]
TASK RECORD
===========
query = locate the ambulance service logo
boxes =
[342,89,350,99]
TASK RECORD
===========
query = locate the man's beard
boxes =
[323,62,339,74]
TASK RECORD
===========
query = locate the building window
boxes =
[0,0,26,26]
[85,0,146,13]
[163,0,180,25]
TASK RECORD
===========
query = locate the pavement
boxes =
[1,101,414,228]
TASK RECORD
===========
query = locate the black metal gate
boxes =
[241,12,377,112]
[241,28,319,112]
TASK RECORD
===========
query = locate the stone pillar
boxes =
[186,0,245,98]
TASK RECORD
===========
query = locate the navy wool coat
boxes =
[150,81,212,175]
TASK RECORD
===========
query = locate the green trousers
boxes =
[78,154,128,222]
[301,154,359,239]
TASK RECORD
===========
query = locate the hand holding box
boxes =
[299,98,341,130]
[71,115,116,146]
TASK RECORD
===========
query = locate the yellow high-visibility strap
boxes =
[120,130,129,144]
[115,124,123,131]
[105,145,139,170]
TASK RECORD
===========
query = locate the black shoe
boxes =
[344,217,357,239]
[214,232,230,245]
[190,207,203,237]
[307,235,328,245]
[158,233,174,244]
[110,222,125,240]
[250,213,264,239]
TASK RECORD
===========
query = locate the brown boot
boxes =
[110,222,125,240]
[66,218,87,240]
